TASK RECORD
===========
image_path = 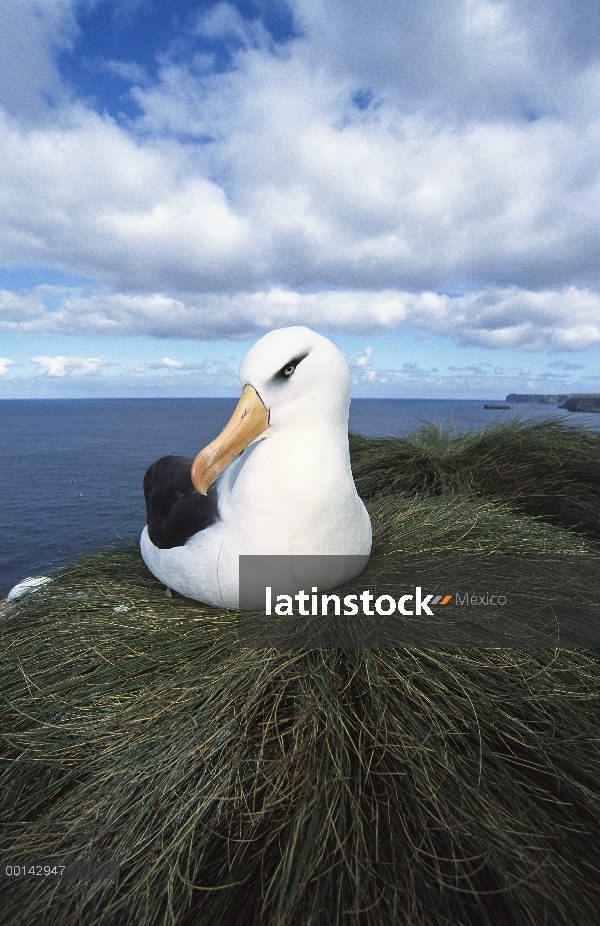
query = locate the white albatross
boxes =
[140,326,372,609]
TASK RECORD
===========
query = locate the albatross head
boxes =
[241,326,351,428]
[191,326,351,495]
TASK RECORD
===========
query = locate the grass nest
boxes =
[2,418,600,926]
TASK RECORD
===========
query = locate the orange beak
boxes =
[190,384,269,495]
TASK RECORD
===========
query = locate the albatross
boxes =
[140,326,372,608]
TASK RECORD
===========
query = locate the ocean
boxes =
[1,397,598,594]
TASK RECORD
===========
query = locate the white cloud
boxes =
[1,0,600,358]
[1,16,600,301]
[197,2,270,48]
[547,359,585,370]
[353,346,373,367]
[30,355,106,377]
[0,0,77,123]
[0,357,15,375]
[102,59,148,85]
[0,107,252,292]
[159,357,184,370]
[144,357,209,372]
[2,285,599,352]
[438,287,600,350]
[291,0,600,120]
[0,288,47,321]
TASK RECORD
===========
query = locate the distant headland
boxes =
[506,393,600,412]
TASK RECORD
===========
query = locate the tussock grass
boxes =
[368,493,593,556]
[350,418,600,539]
[2,418,600,925]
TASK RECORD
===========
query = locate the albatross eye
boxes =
[272,352,309,383]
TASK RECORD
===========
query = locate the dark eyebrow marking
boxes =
[272,352,309,382]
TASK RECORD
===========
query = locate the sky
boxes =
[1,0,600,399]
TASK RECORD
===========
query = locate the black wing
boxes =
[143,455,219,549]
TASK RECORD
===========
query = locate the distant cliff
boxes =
[559,397,600,413]
[506,393,600,406]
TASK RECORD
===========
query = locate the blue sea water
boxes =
[1,398,598,594]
